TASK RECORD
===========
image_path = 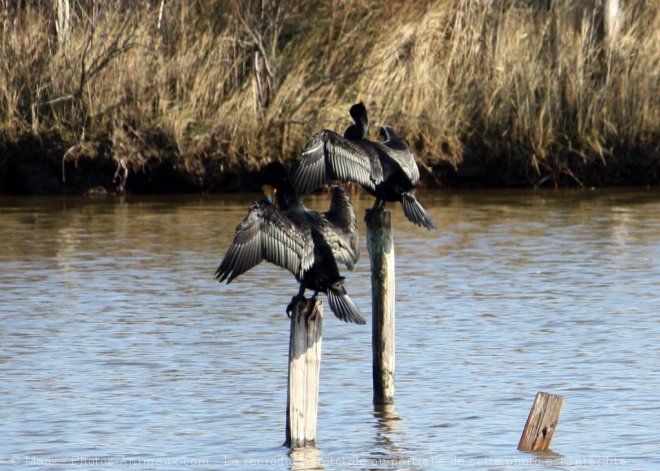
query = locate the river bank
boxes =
[1,1,658,195]
[1,133,657,196]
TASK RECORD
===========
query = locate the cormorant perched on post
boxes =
[216,162,365,325]
[291,102,437,230]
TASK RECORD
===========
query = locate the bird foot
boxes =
[365,204,386,225]
[365,208,379,224]
[373,199,386,211]
[286,294,306,318]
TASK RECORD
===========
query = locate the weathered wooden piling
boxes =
[518,392,564,452]
[285,298,323,448]
[366,209,395,405]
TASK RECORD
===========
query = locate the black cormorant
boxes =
[216,162,365,325]
[291,102,437,230]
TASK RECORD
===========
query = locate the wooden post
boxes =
[366,209,395,405]
[285,298,322,448]
[518,392,564,451]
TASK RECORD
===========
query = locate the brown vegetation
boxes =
[0,0,658,194]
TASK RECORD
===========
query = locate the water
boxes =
[1,189,659,470]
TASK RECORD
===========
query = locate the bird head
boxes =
[261,161,293,206]
[262,184,276,204]
[349,102,368,127]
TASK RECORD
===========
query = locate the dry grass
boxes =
[1,0,658,192]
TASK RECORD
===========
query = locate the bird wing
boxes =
[323,186,360,268]
[292,129,381,194]
[215,200,314,283]
[379,126,420,185]
[385,146,420,185]
[315,216,359,270]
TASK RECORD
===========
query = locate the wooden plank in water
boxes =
[518,391,564,451]
[285,298,322,448]
[366,209,395,405]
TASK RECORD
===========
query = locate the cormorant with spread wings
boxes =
[291,102,437,230]
[216,162,365,324]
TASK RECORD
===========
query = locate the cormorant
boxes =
[291,102,437,230]
[216,162,365,325]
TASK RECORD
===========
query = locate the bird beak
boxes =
[262,185,276,204]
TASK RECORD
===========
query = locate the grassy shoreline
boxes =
[1,1,658,195]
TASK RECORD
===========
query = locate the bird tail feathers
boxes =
[327,287,366,325]
[401,193,437,230]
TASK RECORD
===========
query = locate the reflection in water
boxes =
[528,449,565,461]
[1,189,659,471]
[371,404,414,469]
[289,446,324,471]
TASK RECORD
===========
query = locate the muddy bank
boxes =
[0,135,262,196]
[1,135,657,196]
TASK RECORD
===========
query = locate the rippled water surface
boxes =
[1,189,659,470]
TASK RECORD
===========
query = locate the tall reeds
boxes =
[1,0,658,191]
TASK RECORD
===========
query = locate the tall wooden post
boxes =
[285,298,323,448]
[366,209,395,405]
